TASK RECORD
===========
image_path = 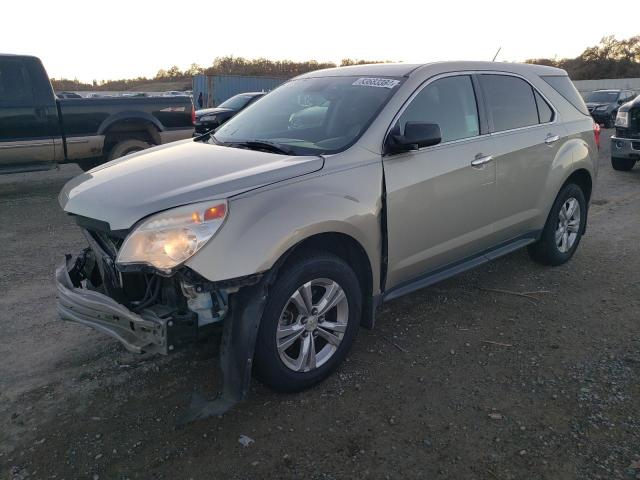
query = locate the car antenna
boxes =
[492,47,502,62]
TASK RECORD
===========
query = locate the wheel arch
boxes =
[270,231,377,329]
[563,168,593,204]
[98,112,163,148]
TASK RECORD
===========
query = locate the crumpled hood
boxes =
[59,139,324,230]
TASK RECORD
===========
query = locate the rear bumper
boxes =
[611,136,640,160]
[55,262,170,355]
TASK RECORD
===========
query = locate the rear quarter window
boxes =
[541,75,589,116]
[479,74,539,132]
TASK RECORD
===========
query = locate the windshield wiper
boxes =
[231,140,295,155]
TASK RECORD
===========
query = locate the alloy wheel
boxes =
[276,278,349,372]
[555,197,581,253]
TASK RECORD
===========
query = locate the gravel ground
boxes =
[1,131,640,480]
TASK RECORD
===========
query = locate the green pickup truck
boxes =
[0,54,194,174]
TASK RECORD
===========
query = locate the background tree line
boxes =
[51,35,640,92]
[526,35,640,80]
[50,58,390,92]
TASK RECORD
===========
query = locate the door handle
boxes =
[545,134,560,145]
[471,154,493,167]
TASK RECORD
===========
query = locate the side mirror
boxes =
[387,122,442,154]
[618,99,625,105]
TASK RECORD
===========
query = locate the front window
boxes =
[397,75,480,143]
[210,76,403,155]
[585,91,619,103]
[218,94,256,110]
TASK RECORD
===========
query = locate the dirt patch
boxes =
[1,132,640,479]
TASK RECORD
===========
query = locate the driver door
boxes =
[382,74,497,291]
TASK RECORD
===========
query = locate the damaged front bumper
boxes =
[55,261,171,355]
[55,226,271,422]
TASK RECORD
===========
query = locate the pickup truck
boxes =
[0,54,195,174]
[611,95,640,171]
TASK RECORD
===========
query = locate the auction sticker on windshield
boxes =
[352,78,400,89]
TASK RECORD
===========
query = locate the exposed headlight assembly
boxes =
[116,200,228,273]
[615,111,629,128]
[595,105,608,111]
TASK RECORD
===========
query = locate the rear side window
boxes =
[541,75,589,116]
[479,75,539,132]
[0,60,35,105]
[397,75,480,143]
[534,90,554,123]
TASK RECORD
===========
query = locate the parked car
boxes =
[56,61,598,419]
[162,90,189,97]
[611,95,640,171]
[0,54,195,173]
[585,89,636,127]
[56,91,82,99]
[194,92,265,135]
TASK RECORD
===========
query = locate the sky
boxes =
[2,0,638,83]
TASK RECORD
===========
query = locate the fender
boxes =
[185,161,385,294]
[97,110,165,135]
[535,135,595,228]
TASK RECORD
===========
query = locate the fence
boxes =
[192,74,286,109]
[572,78,640,95]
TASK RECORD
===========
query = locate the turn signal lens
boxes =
[204,204,226,221]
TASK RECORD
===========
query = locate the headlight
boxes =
[199,115,217,122]
[595,105,608,111]
[116,200,228,272]
[615,111,629,128]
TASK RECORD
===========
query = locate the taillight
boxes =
[593,122,601,150]
[191,104,196,125]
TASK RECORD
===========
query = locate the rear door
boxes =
[0,57,59,173]
[478,73,563,243]
[383,74,497,290]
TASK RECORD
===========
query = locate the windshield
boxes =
[585,91,619,103]
[218,94,256,110]
[212,76,403,155]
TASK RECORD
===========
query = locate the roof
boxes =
[296,61,566,80]
[296,63,424,79]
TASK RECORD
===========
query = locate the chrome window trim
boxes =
[382,70,559,156]
[477,71,558,136]
[382,71,485,155]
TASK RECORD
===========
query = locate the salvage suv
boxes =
[56,62,598,418]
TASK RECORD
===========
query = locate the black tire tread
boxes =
[611,157,636,171]
[253,251,361,393]
[528,183,586,266]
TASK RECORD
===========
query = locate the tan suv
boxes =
[57,61,598,419]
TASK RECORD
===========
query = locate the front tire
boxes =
[611,157,636,171]
[528,183,587,266]
[254,252,361,393]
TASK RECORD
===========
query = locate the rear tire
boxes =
[611,156,636,171]
[254,252,361,393]
[77,139,151,172]
[528,183,587,266]
[107,139,150,161]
